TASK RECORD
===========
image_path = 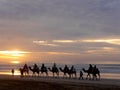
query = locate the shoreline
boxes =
[0,75,120,90]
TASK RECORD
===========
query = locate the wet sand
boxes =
[0,75,120,90]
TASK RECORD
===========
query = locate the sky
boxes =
[0,0,120,64]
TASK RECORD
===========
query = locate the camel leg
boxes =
[57,72,59,78]
[64,73,68,79]
[89,74,92,80]
[53,73,55,78]
[69,74,71,79]
[46,72,48,77]
[27,72,29,77]
[92,74,97,80]
[63,73,65,79]
[37,72,40,77]
[98,73,100,80]
[75,73,77,79]
[94,74,97,80]
[86,74,91,80]
[40,72,43,77]
[32,72,35,77]
[86,74,89,80]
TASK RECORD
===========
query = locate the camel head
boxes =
[59,67,62,70]
[82,68,86,72]
[28,66,34,71]
[48,67,52,71]
[28,66,31,69]
[59,67,64,72]
[48,67,50,70]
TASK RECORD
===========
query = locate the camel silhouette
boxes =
[29,66,40,76]
[19,67,29,77]
[82,67,100,80]
[19,68,24,77]
[40,64,48,77]
[48,67,59,77]
[59,67,77,79]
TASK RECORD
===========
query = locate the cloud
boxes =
[0,0,120,63]
[0,0,120,39]
[32,38,120,56]
[82,39,120,45]
[33,40,59,47]
[53,40,77,43]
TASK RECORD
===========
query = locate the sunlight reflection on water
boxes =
[0,70,20,75]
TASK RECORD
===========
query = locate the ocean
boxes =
[0,63,120,79]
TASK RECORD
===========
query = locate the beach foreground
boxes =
[0,75,120,90]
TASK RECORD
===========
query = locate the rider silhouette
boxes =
[79,71,84,80]
[93,65,97,72]
[53,63,57,69]
[64,64,69,72]
[53,63,56,68]
[41,63,45,70]
[23,64,28,70]
[33,64,38,70]
[70,65,75,71]
[88,64,93,71]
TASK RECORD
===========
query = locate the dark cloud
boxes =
[0,0,120,63]
[0,0,120,39]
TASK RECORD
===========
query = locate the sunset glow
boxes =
[0,50,27,56]
[0,50,29,61]
[53,40,77,43]
[0,70,20,76]
[0,0,120,65]
[82,39,120,45]
[11,61,20,64]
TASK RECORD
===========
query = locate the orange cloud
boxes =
[82,39,120,45]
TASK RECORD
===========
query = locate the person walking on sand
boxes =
[79,71,84,80]
[11,69,14,76]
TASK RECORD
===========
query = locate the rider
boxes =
[79,71,84,80]
[64,64,69,72]
[33,64,38,70]
[93,65,97,72]
[53,63,56,68]
[70,65,75,71]
[92,65,97,79]
[88,64,93,71]
[53,63,56,67]
[41,63,45,70]
[23,64,28,71]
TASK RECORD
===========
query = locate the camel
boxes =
[19,68,24,77]
[48,67,59,77]
[19,67,29,77]
[82,67,100,80]
[40,66,48,77]
[82,68,91,79]
[29,66,40,76]
[93,68,100,80]
[59,67,77,79]
[59,67,69,78]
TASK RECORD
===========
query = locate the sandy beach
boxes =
[0,75,120,90]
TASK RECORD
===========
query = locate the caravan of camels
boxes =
[19,63,100,80]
